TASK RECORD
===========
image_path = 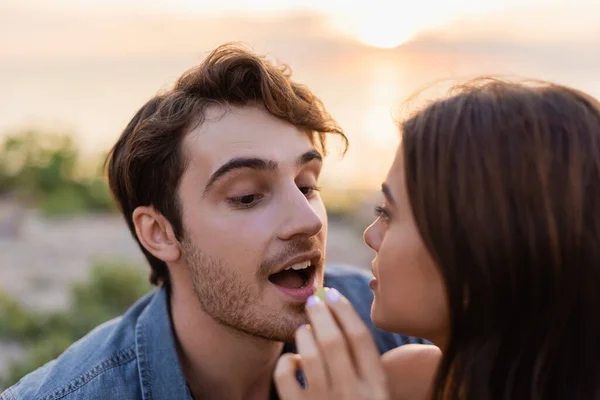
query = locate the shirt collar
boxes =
[134,286,304,400]
[135,286,192,400]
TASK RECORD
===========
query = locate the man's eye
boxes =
[228,194,264,208]
[239,195,256,204]
[299,186,320,197]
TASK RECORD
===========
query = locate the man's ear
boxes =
[132,206,181,263]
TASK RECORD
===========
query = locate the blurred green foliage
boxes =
[0,259,151,389]
[0,130,116,216]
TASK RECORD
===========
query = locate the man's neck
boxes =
[169,283,284,400]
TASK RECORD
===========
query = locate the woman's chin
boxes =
[371,303,426,339]
[371,303,395,332]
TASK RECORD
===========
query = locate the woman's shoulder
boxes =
[381,344,442,400]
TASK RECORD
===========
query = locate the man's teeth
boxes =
[284,261,311,271]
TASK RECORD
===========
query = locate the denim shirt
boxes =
[1,264,426,400]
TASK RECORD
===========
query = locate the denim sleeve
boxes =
[0,388,17,400]
[324,264,431,354]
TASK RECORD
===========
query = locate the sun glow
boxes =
[334,2,464,49]
[352,13,423,48]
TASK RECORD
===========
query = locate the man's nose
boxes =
[277,187,323,241]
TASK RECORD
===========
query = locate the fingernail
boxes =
[306,295,321,307]
[314,287,327,301]
[299,324,308,329]
[325,288,341,303]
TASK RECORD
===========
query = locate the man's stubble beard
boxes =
[181,237,311,343]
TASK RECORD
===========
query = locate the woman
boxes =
[274,78,600,399]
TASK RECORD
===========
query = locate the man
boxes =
[2,44,423,400]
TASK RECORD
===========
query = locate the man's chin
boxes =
[253,310,308,343]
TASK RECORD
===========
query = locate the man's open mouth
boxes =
[268,260,316,290]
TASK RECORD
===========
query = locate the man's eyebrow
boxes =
[202,150,322,197]
[203,157,277,196]
[382,183,395,205]
[297,149,323,166]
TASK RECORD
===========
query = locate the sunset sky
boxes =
[27,0,562,48]
[5,0,599,50]
[1,0,598,190]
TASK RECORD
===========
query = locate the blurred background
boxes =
[0,0,598,389]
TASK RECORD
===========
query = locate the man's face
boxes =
[177,104,327,342]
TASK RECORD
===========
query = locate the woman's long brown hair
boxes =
[402,78,600,399]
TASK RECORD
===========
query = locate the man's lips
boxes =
[267,249,322,302]
[270,270,318,302]
[270,249,322,275]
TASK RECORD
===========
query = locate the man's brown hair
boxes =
[105,43,347,287]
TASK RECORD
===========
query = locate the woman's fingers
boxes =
[295,325,329,396]
[305,294,357,389]
[323,288,387,387]
[277,289,390,400]
[274,353,305,400]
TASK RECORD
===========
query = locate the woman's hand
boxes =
[274,288,389,400]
